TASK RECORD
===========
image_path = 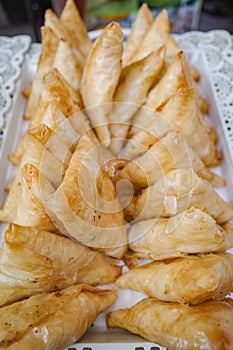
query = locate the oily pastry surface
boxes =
[128,207,233,259]
[116,252,233,304]
[0,284,117,349]
[107,298,233,350]
[0,224,121,307]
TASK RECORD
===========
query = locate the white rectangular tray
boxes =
[0,30,233,350]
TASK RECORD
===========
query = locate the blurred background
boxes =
[0,0,232,42]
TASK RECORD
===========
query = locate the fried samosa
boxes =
[156,88,221,166]
[39,102,79,147]
[10,68,85,166]
[122,87,220,167]
[30,68,83,129]
[116,252,233,304]
[0,124,71,226]
[121,108,171,160]
[131,51,193,132]
[53,37,82,90]
[23,26,59,120]
[81,22,123,146]
[125,168,233,224]
[1,163,57,231]
[116,128,224,190]
[60,0,92,60]
[122,3,153,67]
[0,224,121,306]
[106,298,233,350]
[44,8,85,67]
[123,51,216,162]
[165,36,199,80]
[109,48,164,155]
[128,207,233,260]
[130,9,170,64]
[45,133,128,258]
[0,284,117,350]
[41,101,95,153]
[15,163,56,229]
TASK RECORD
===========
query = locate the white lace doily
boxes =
[174,30,233,156]
[0,35,31,148]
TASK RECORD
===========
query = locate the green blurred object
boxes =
[85,0,203,32]
[141,0,180,7]
[86,0,138,29]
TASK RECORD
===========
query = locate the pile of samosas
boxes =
[0,0,233,349]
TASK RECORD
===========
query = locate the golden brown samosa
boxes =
[106,298,233,350]
[60,0,92,60]
[0,124,71,225]
[15,163,56,230]
[9,68,85,166]
[30,68,83,129]
[81,22,123,146]
[23,26,59,120]
[128,208,233,260]
[45,133,128,258]
[116,128,224,190]
[130,9,170,64]
[44,8,85,67]
[122,87,220,167]
[130,51,196,133]
[53,37,82,90]
[156,88,221,166]
[164,36,208,112]
[1,162,56,231]
[122,3,153,67]
[125,168,233,224]
[0,284,117,350]
[116,253,233,304]
[0,224,121,306]
[165,36,199,80]
[121,109,171,160]
[109,48,165,155]
[38,102,79,147]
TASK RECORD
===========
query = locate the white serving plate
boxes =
[0,30,233,350]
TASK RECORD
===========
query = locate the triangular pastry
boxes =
[122,88,220,167]
[53,37,82,90]
[121,109,171,160]
[130,51,197,135]
[128,207,233,260]
[116,128,224,190]
[130,9,170,64]
[44,8,85,67]
[109,48,164,155]
[125,168,233,224]
[0,284,117,349]
[116,252,233,304]
[39,101,80,148]
[30,68,83,129]
[122,3,153,67]
[156,88,221,166]
[45,133,128,258]
[106,298,233,350]
[0,224,121,306]
[24,26,59,120]
[60,0,92,60]
[81,22,123,146]
[0,124,70,225]
[15,163,56,230]
[165,36,199,81]
[9,68,85,166]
